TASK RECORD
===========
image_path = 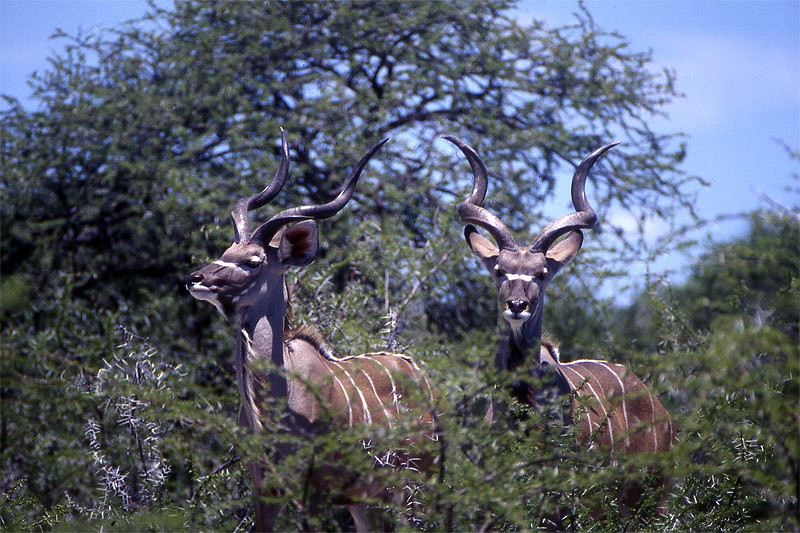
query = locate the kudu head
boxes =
[187,129,388,322]
[444,136,619,347]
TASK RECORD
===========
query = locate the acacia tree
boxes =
[1,0,692,342]
[0,0,697,527]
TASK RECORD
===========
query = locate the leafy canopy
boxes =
[1,0,692,343]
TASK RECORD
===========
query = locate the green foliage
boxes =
[1,0,691,339]
[607,213,800,531]
[676,212,799,340]
[664,321,799,531]
[2,0,796,530]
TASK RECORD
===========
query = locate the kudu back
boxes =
[187,130,437,531]
[444,136,674,517]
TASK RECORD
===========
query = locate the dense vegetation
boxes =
[2,1,797,530]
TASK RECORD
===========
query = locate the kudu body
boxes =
[445,136,674,514]
[187,131,435,531]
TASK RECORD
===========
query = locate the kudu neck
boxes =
[496,314,545,372]
[236,278,290,432]
[240,288,287,364]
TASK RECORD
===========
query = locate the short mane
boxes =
[288,325,336,360]
[288,326,419,367]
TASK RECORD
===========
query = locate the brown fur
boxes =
[555,357,674,455]
[186,133,436,531]
[447,135,674,523]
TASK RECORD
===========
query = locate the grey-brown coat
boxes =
[187,131,435,532]
[445,135,673,516]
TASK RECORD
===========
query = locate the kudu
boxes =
[444,136,674,516]
[187,131,435,532]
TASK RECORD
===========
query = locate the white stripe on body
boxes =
[558,365,594,443]
[586,360,631,449]
[316,349,426,423]
[332,351,418,368]
[324,364,353,427]
[568,358,610,364]
[369,357,402,417]
[329,360,372,425]
[359,362,394,427]
[393,356,435,428]
[560,363,615,454]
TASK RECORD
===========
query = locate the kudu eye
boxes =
[244,255,264,268]
[536,268,548,281]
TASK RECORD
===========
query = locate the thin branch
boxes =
[398,251,450,313]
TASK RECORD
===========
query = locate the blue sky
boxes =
[523,1,799,238]
[2,0,798,286]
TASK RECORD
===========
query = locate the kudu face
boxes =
[444,136,618,341]
[187,129,387,321]
[187,223,318,321]
[466,228,584,337]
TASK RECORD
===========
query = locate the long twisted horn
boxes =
[443,136,517,251]
[250,137,390,246]
[530,141,620,252]
[231,128,290,243]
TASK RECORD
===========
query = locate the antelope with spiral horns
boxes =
[443,135,674,515]
[187,130,436,532]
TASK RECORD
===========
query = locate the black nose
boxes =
[507,299,528,314]
[187,272,204,287]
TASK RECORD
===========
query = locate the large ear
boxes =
[464,224,499,272]
[278,220,319,267]
[545,230,583,276]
